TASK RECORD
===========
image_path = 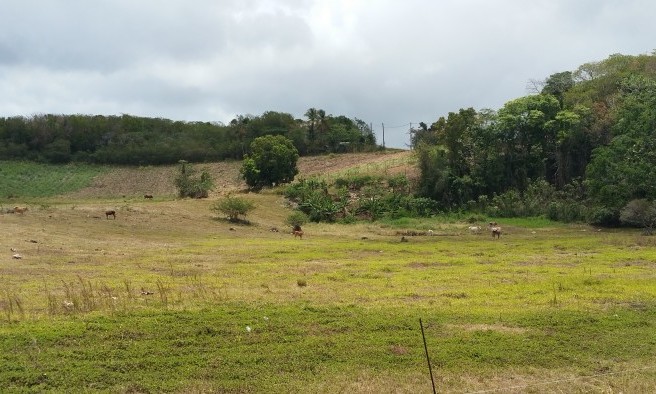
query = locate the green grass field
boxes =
[0,161,107,200]
[1,159,655,393]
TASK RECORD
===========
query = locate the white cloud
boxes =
[1,0,655,147]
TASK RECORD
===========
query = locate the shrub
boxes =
[284,178,328,202]
[405,197,439,217]
[334,174,381,190]
[620,199,656,234]
[211,196,255,222]
[174,161,214,198]
[286,211,309,228]
[587,206,619,226]
[387,174,410,194]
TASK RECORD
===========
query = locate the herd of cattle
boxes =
[4,202,504,239]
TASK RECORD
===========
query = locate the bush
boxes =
[587,206,619,226]
[284,178,328,202]
[211,196,255,222]
[285,211,309,228]
[547,201,586,223]
[174,161,214,198]
[334,174,382,191]
[405,197,439,217]
[620,199,656,234]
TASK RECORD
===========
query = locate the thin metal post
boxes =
[420,318,437,394]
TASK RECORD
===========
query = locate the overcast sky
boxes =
[1,0,654,148]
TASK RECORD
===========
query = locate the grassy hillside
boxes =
[1,151,655,393]
[0,161,107,200]
[0,150,412,201]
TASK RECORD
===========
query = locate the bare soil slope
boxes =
[65,150,415,199]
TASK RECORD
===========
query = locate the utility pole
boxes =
[381,123,385,149]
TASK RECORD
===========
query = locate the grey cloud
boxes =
[1,0,655,148]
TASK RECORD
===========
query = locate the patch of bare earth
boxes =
[297,150,414,177]
[445,323,529,334]
[64,150,415,199]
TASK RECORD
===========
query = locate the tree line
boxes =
[0,109,377,165]
[411,52,656,226]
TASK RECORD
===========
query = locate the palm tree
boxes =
[305,108,318,153]
[317,109,330,153]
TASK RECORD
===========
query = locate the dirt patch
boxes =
[445,323,529,334]
[63,161,245,199]
[63,151,414,199]
[298,150,415,177]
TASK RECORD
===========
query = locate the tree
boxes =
[620,199,656,235]
[541,71,574,105]
[174,160,214,198]
[585,75,656,215]
[495,94,561,190]
[305,108,318,152]
[211,195,255,222]
[241,135,299,189]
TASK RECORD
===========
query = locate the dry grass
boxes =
[1,151,655,392]
[60,150,415,200]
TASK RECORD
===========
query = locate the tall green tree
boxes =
[541,71,574,105]
[305,108,318,152]
[586,75,656,216]
[495,94,561,190]
[241,135,299,189]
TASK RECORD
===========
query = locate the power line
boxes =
[383,122,414,129]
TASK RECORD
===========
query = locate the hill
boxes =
[63,150,416,199]
[1,149,655,392]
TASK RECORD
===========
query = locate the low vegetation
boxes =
[1,51,656,391]
[211,195,256,222]
[0,157,655,392]
[174,161,214,199]
[0,161,106,199]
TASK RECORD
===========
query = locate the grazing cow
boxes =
[292,225,303,239]
[13,206,28,214]
[144,194,153,199]
[105,210,116,219]
[468,225,482,234]
[489,222,502,238]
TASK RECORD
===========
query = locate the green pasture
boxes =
[0,161,106,200]
[1,197,655,393]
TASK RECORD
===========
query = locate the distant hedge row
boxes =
[0,110,377,165]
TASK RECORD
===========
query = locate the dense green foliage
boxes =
[174,161,214,198]
[0,110,377,165]
[241,135,299,189]
[0,161,106,198]
[285,211,309,228]
[285,174,439,222]
[411,52,656,225]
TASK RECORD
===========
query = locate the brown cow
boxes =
[105,210,116,219]
[144,194,153,199]
[292,225,303,239]
[13,206,28,214]
[489,222,502,238]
